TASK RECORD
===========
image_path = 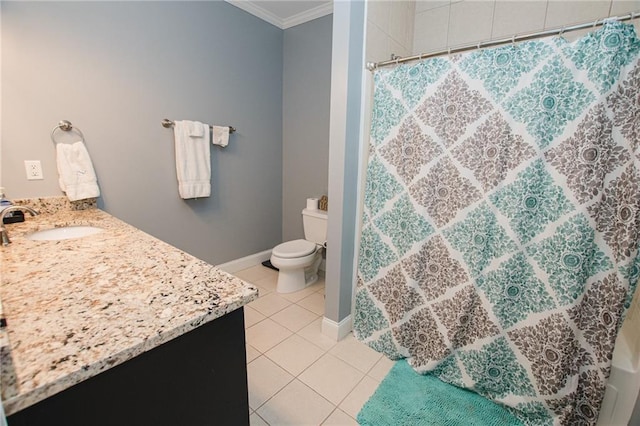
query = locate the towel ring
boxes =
[51,120,85,144]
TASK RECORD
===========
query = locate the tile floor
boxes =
[233,264,395,426]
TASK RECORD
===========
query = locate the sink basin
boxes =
[27,226,103,241]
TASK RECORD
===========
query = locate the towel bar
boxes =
[51,120,86,144]
[161,119,236,134]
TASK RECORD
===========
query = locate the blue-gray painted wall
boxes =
[282,15,332,241]
[1,1,285,265]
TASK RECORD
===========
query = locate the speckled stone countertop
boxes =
[0,197,258,415]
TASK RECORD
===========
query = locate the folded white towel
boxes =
[188,121,205,138]
[56,141,100,202]
[212,125,229,147]
[174,120,211,199]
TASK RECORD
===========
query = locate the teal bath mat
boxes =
[357,360,523,426]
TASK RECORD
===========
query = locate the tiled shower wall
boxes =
[366,1,416,63]
[413,0,640,55]
[365,1,640,63]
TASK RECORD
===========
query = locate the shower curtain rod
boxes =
[366,11,640,71]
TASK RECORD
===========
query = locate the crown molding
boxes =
[226,0,282,28]
[226,1,332,30]
[281,2,333,29]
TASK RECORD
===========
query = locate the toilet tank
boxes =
[302,208,328,244]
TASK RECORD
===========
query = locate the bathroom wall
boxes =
[1,1,283,265]
[282,15,332,242]
[324,0,367,333]
[412,0,640,55]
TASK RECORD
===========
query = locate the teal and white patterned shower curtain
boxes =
[355,21,640,425]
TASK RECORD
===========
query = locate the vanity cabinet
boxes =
[8,308,249,426]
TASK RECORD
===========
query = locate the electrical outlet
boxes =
[24,160,44,180]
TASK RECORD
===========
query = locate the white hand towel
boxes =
[188,121,205,138]
[174,120,211,199]
[212,125,229,147]
[56,141,100,201]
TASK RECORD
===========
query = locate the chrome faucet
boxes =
[1,206,39,246]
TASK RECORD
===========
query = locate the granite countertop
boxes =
[0,197,258,415]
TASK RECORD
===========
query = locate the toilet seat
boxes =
[272,239,316,259]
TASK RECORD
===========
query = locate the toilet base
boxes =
[272,250,322,294]
[276,268,318,294]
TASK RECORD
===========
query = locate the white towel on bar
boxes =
[174,120,211,199]
[188,120,205,137]
[212,125,229,147]
[56,141,100,201]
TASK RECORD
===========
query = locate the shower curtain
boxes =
[355,21,640,426]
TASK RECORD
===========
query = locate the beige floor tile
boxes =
[309,277,325,290]
[246,318,293,353]
[257,379,334,426]
[338,376,380,419]
[299,353,365,405]
[234,265,275,283]
[329,333,382,373]
[297,318,338,352]
[280,285,318,303]
[322,408,358,425]
[250,292,292,317]
[246,344,261,363]
[244,305,266,328]
[367,356,396,382]
[297,292,325,316]
[247,355,294,410]
[271,304,319,332]
[249,412,269,426]
[265,334,326,376]
[252,283,272,298]
[254,274,279,294]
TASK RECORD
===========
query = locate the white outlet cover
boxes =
[24,160,44,180]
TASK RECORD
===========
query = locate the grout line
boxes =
[333,372,370,413]
[489,0,498,39]
[254,412,270,426]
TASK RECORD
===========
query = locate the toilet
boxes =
[271,208,328,293]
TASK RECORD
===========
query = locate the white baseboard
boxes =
[322,315,352,341]
[216,249,272,274]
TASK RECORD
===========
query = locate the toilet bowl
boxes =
[271,208,328,293]
[270,240,322,293]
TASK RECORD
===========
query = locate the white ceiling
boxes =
[226,0,333,29]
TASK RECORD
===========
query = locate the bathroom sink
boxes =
[27,226,103,241]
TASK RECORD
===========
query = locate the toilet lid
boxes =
[273,239,316,259]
